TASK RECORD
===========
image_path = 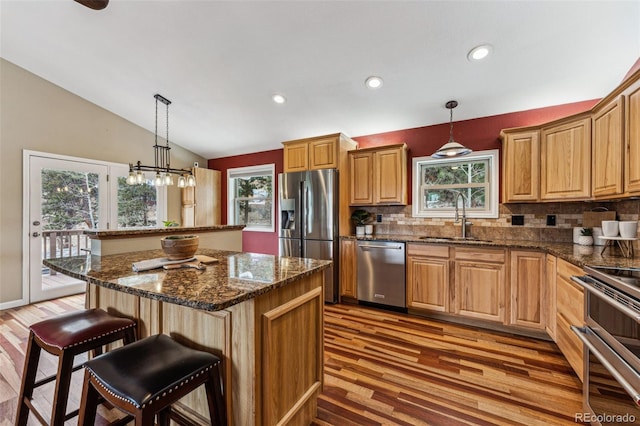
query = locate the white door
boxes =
[27,154,109,302]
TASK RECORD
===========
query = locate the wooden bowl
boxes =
[160,235,199,260]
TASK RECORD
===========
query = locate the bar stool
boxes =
[78,333,226,426]
[15,308,136,426]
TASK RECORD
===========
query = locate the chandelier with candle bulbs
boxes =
[126,94,195,188]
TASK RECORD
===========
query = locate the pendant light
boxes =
[431,100,472,159]
[126,94,195,187]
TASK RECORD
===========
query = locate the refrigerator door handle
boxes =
[305,181,313,236]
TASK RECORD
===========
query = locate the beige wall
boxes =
[0,59,206,305]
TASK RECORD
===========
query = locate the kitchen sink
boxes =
[419,236,492,243]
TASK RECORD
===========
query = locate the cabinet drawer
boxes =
[454,247,505,263]
[557,258,583,282]
[407,243,449,258]
[555,312,584,382]
[556,276,584,327]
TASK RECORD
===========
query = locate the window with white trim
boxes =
[412,150,499,218]
[227,164,275,232]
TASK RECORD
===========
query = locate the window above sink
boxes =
[411,149,499,219]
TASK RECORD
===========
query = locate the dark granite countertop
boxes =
[85,225,245,240]
[343,234,640,269]
[44,248,331,311]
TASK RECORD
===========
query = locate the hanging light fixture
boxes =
[126,94,195,188]
[431,100,472,159]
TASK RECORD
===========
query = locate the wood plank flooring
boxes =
[0,296,584,425]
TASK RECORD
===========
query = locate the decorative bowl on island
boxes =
[160,235,199,260]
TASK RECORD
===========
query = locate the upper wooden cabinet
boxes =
[501,130,540,202]
[181,167,221,227]
[540,115,591,201]
[508,250,546,330]
[592,96,624,199]
[349,144,408,206]
[625,78,640,195]
[282,133,357,172]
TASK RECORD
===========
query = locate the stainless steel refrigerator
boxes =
[279,169,338,303]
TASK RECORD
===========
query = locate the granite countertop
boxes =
[44,248,331,311]
[344,234,640,269]
[85,225,245,239]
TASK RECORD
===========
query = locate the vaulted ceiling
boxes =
[1,0,639,159]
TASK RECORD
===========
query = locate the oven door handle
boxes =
[571,275,640,322]
[572,325,640,406]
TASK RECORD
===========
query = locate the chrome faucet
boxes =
[453,192,471,239]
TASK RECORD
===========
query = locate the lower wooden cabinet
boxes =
[555,258,585,381]
[406,244,450,312]
[545,254,557,339]
[453,247,507,323]
[339,239,357,299]
[508,250,546,330]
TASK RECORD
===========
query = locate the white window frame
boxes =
[227,164,275,232]
[411,149,499,219]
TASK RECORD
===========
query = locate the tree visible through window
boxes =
[117,176,157,228]
[228,165,274,231]
[412,150,499,218]
[41,169,99,230]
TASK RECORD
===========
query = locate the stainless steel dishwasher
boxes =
[356,240,406,309]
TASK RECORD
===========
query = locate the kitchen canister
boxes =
[592,227,605,246]
[601,220,619,237]
[573,227,583,244]
[619,221,638,239]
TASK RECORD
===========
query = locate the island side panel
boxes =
[253,270,325,426]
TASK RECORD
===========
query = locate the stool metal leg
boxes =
[15,332,41,426]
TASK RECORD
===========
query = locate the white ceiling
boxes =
[1,1,639,159]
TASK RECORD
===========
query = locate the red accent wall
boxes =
[208,100,599,255]
[208,149,284,254]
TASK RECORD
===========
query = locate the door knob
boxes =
[32,232,40,237]
[32,220,40,226]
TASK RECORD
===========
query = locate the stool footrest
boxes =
[33,362,84,388]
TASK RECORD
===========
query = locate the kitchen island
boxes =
[44,248,330,426]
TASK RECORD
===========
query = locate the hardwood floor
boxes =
[0,296,584,425]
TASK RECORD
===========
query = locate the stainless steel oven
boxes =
[572,266,640,425]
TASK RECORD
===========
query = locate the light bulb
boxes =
[136,171,144,184]
[126,171,137,185]
[163,173,172,186]
[177,176,186,188]
[154,173,164,187]
[187,175,196,187]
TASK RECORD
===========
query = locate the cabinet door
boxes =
[339,239,357,299]
[501,130,540,202]
[592,96,624,198]
[540,117,591,200]
[545,254,557,340]
[453,248,506,323]
[194,168,221,226]
[625,81,640,194]
[308,138,338,170]
[406,244,450,312]
[374,146,407,204]
[283,142,308,172]
[349,151,373,205]
[509,250,546,330]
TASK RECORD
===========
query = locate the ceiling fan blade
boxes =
[74,0,109,10]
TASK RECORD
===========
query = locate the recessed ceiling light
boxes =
[365,76,383,89]
[272,93,287,104]
[467,44,493,62]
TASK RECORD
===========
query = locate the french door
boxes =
[27,154,108,302]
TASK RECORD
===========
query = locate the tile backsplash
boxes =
[363,200,640,243]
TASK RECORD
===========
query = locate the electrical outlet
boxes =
[376,214,382,223]
[547,215,556,226]
[512,215,524,226]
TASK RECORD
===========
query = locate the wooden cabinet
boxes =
[406,244,450,312]
[453,247,506,323]
[501,130,540,202]
[545,254,557,340]
[625,78,640,194]
[592,96,624,199]
[349,144,407,206]
[508,250,546,330]
[540,115,591,201]
[339,239,357,300]
[181,167,221,227]
[282,133,357,173]
[555,258,584,381]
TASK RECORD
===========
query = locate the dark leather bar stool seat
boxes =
[78,333,226,426]
[15,308,136,426]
